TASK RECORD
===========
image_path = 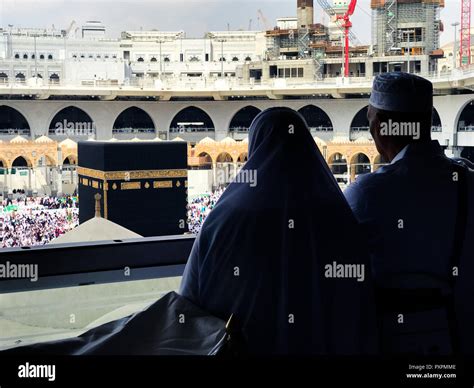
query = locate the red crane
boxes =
[336,0,357,77]
[460,0,471,67]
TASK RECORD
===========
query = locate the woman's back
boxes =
[180,108,377,354]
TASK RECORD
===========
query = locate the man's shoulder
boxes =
[348,163,399,192]
[343,164,401,217]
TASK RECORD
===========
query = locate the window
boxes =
[49,73,60,83]
[31,54,35,60]
[137,57,144,62]
[40,54,45,60]
[291,68,297,77]
[298,68,304,78]
[285,68,291,77]
[164,57,170,62]
[23,54,28,60]
[48,54,53,60]
[150,57,157,62]
[232,56,239,62]
[219,57,226,62]
[245,56,251,61]
[14,53,20,59]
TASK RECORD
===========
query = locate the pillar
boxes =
[28,167,32,190]
[212,162,217,188]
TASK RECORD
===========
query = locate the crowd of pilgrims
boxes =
[0,189,223,247]
[187,187,225,234]
[1,196,79,248]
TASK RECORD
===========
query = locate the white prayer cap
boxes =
[369,72,433,113]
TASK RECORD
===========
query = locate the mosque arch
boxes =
[237,153,248,163]
[12,156,32,168]
[298,105,333,131]
[432,108,442,132]
[0,106,31,136]
[350,153,371,176]
[216,152,234,163]
[197,152,213,169]
[229,106,261,132]
[113,107,155,135]
[350,106,369,133]
[170,107,215,133]
[327,153,348,175]
[49,106,95,137]
[63,155,77,165]
[457,100,474,132]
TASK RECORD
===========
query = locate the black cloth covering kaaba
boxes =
[180,107,378,355]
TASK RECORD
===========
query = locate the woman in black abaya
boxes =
[180,107,377,355]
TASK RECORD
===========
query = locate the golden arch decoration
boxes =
[38,154,58,167]
[11,155,34,168]
[63,154,78,165]
[216,152,234,163]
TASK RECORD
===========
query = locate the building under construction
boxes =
[259,0,446,79]
[371,0,445,64]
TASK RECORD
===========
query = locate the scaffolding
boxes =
[371,0,444,56]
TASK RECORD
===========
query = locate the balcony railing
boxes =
[170,127,215,133]
[112,128,156,134]
[0,235,194,351]
[0,129,31,136]
[310,126,334,132]
[351,127,370,132]
[0,66,473,94]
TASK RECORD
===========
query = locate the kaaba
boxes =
[77,141,188,237]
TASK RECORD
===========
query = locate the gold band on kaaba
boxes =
[77,167,188,181]
[78,167,188,220]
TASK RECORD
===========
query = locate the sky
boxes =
[0,0,468,45]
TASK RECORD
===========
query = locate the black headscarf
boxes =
[180,107,377,354]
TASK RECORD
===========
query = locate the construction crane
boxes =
[317,0,358,77]
[337,0,357,77]
[257,9,271,31]
[65,20,77,38]
[316,0,360,45]
[460,0,471,67]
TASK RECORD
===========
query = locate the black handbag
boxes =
[3,292,245,356]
